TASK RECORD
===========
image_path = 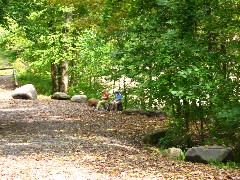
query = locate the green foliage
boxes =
[159,119,193,150]
[210,105,240,162]
[17,71,52,95]
[68,80,106,99]
[210,160,240,169]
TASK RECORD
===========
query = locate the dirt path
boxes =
[0,89,239,179]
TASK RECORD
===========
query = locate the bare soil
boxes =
[0,88,239,180]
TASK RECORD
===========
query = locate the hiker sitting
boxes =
[112,90,122,111]
[96,89,109,110]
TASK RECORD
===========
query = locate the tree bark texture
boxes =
[51,62,59,93]
[60,60,68,93]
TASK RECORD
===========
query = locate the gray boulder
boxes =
[185,145,233,164]
[51,92,70,100]
[12,84,37,100]
[71,95,88,103]
[163,147,183,159]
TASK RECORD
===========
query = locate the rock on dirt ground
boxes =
[0,74,16,90]
[0,89,239,180]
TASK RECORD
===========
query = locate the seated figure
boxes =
[96,90,109,110]
[112,90,123,111]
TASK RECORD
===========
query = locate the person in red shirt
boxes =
[96,89,109,110]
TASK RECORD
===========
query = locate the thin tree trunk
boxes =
[69,57,75,87]
[199,101,204,144]
[123,76,127,109]
[148,64,153,109]
[220,41,228,80]
[183,98,191,147]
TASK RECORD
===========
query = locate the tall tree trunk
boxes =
[60,60,68,92]
[59,11,72,93]
[51,62,59,93]
[69,58,75,87]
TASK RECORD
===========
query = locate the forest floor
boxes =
[0,88,240,180]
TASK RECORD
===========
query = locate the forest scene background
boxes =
[0,0,239,162]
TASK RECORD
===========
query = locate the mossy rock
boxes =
[142,129,168,145]
[51,92,70,100]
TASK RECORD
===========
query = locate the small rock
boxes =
[87,98,99,107]
[71,95,88,103]
[51,92,70,100]
[163,147,183,159]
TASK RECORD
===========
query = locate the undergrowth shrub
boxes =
[210,106,240,162]
[159,118,194,150]
[17,72,52,95]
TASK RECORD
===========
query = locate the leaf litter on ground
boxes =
[0,89,239,179]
